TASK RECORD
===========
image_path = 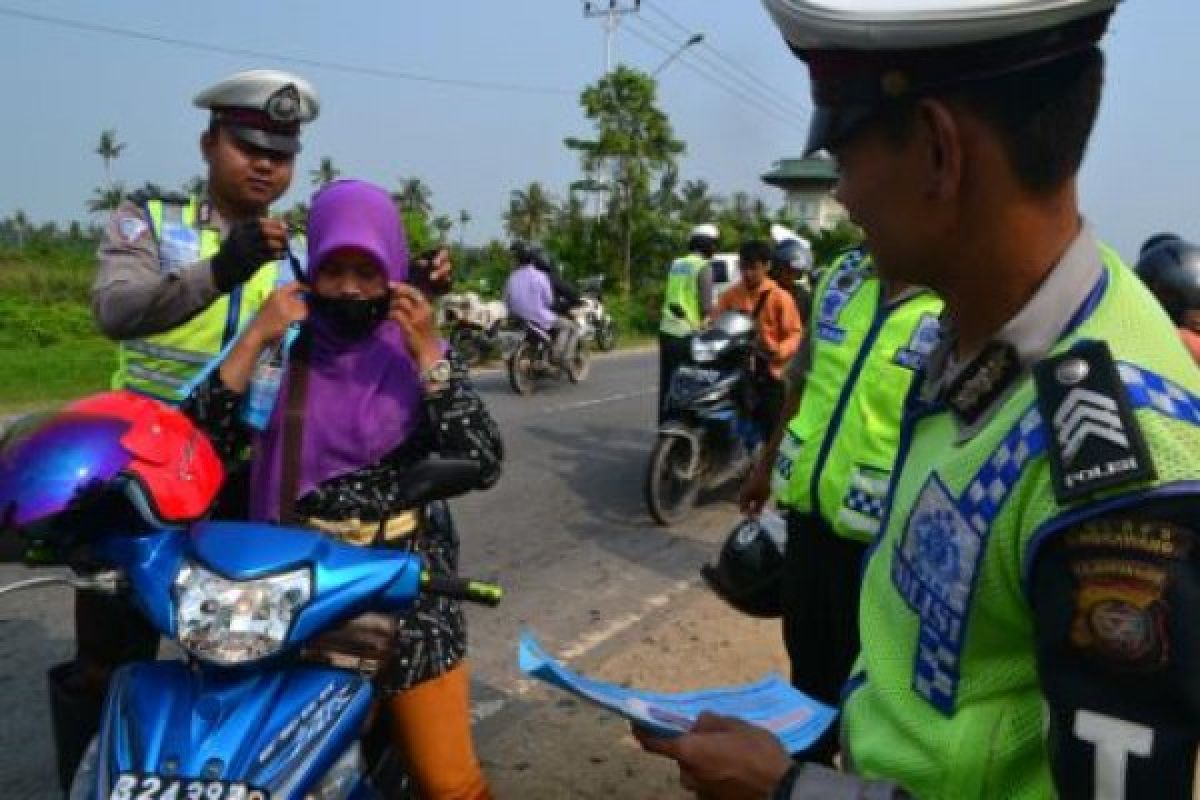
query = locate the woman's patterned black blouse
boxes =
[182,348,502,691]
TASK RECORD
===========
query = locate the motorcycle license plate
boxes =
[109,774,269,800]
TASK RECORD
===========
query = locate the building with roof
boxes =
[761,154,847,231]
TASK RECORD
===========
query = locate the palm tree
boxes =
[393,178,433,217]
[457,209,471,248]
[95,130,126,188]
[678,179,715,225]
[87,184,127,213]
[433,215,454,244]
[310,157,341,188]
[503,182,558,241]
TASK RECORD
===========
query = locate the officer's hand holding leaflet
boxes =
[635,712,794,799]
[210,217,288,292]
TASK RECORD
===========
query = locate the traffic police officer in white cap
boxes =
[92,68,318,403]
[56,69,318,793]
[638,2,1200,797]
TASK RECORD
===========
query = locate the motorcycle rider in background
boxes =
[503,241,577,369]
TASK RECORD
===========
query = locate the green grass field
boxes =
[0,245,116,414]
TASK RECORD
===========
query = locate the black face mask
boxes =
[308,290,391,340]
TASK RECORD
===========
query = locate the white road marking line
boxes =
[540,389,654,415]
[470,578,698,725]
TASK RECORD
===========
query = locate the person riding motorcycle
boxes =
[503,241,578,370]
[1134,234,1200,363]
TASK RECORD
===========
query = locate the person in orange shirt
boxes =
[714,239,804,436]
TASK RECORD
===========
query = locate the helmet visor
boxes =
[0,413,131,530]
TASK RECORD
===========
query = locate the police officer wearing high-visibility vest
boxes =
[637,1,1200,798]
[55,69,318,793]
[733,246,941,730]
[92,69,319,402]
[658,223,719,421]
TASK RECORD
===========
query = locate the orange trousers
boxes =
[387,661,492,800]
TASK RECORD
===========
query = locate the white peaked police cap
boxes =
[758,0,1120,154]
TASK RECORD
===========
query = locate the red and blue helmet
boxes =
[0,391,223,536]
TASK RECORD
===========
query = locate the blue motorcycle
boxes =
[644,310,764,525]
[0,404,502,799]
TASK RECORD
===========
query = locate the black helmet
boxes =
[1134,238,1200,325]
[527,242,553,271]
[700,512,787,618]
[771,238,813,274]
[509,240,531,264]
[1139,232,1183,259]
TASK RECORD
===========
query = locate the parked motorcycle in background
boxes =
[644,309,763,525]
[438,291,511,366]
[571,276,617,352]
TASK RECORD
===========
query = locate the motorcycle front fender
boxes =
[81,661,374,799]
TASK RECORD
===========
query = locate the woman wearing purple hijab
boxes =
[183,179,501,799]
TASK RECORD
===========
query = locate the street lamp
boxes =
[653,33,704,76]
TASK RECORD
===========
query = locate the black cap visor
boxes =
[225,124,301,156]
[804,105,875,156]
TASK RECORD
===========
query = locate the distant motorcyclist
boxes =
[503,241,577,369]
[1135,234,1200,362]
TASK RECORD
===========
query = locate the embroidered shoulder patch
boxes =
[116,214,149,243]
[1034,340,1155,503]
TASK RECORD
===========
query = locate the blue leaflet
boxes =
[517,629,836,753]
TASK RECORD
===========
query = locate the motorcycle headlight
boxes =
[690,338,720,363]
[174,562,312,665]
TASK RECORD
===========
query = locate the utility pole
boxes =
[583,0,641,74]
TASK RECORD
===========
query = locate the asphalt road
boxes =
[0,349,743,797]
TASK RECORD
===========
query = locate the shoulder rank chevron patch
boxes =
[1034,340,1155,503]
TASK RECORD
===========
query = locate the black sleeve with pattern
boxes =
[1029,496,1200,799]
[422,349,504,488]
[179,372,252,470]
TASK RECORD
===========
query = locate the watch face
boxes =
[428,360,452,383]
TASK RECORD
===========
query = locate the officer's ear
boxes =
[200,126,217,165]
[916,97,963,204]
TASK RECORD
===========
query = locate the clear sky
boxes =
[0,0,1195,262]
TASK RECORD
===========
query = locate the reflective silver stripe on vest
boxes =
[125,363,188,390]
[123,339,213,366]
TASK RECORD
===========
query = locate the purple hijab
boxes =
[250,180,422,522]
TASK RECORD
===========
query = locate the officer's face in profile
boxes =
[831,101,954,287]
[314,249,388,300]
[202,126,295,215]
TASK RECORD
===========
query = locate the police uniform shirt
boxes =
[921,224,1105,434]
[92,199,230,341]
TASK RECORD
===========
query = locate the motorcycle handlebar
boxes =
[420,571,504,607]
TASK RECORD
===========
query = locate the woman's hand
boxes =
[389,282,443,371]
[249,283,309,346]
[218,284,308,393]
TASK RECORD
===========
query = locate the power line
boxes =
[0,6,573,96]
[622,23,802,130]
[632,13,802,121]
[642,0,807,112]
[623,18,803,127]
